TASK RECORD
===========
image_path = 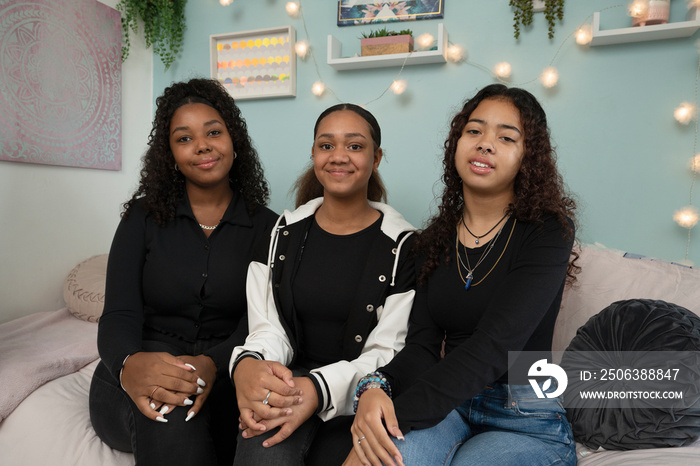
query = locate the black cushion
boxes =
[561,299,700,450]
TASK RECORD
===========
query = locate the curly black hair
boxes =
[123,78,269,224]
[415,84,578,283]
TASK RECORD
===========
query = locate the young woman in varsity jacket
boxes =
[229,103,416,465]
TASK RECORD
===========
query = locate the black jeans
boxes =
[232,414,353,466]
[89,337,239,466]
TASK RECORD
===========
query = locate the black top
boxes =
[382,215,574,432]
[97,192,277,381]
[293,215,383,366]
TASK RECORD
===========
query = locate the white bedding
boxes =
[0,360,133,466]
[0,308,99,420]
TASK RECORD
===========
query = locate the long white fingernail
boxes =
[159,406,169,415]
[156,416,168,423]
[150,402,156,410]
[184,398,193,405]
[196,377,206,387]
[197,387,204,394]
[185,363,196,371]
[185,411,195,422]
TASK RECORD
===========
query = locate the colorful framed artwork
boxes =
[0,0,122,170]
[210,26,296,101]
[337,1,444,27]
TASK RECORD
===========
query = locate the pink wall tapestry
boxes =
[0,0,122,170]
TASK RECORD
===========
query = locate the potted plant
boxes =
[509,0,564,40]
[117,0,187,70]
[360,27,413,56]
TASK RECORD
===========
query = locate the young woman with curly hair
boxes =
[346,84,578,466]
[89,78,277,465]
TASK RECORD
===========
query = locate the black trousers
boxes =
[232,414,353,466]
[89,337,239,466]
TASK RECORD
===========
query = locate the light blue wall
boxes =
[153,0,699,264]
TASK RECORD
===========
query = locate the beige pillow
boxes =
[63,255,108,322]
[553,245,700,352]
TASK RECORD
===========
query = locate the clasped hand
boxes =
[121,352,216,423]
[233,358,317,447]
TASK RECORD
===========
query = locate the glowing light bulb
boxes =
[575,25,593,45]
[311,81,325,97]
[628,0,649,18]
[539,67,559,88]
[390,80,407,95]
[446,44,465,63]
[295,40,309,59]
[416,33,434,50]
[494,62,512,79]
[674,206,699,228]
[219,0,233,5]
[691,153,700,173]
[286,2,300,17]
[675,102,697,124]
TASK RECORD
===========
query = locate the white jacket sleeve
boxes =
[310,289,415,420]
[229,260,294,375]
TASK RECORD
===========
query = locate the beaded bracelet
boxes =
[353,371,392,413]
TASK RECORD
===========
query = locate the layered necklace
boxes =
[456,218,517,291]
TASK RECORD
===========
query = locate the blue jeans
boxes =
[395,383,576,466]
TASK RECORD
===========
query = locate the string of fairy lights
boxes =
[219,0,700,264]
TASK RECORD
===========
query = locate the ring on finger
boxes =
[262,390,272,405]
[149,386,159,400]
[357,436,366,445]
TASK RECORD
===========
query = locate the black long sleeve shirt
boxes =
[97,192,277,382]
[382,215,574,433]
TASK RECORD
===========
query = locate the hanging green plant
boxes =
[117,0,187,70]
[509,0,564,40]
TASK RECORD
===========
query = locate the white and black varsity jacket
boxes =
[230,197,416,420]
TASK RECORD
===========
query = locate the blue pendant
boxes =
[465,273,473,291]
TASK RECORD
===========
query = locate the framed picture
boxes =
[210,26,296,100]
[337,0,444,27]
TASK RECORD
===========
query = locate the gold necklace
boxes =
[456,219,517,290]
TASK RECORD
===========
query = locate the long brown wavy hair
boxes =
[415,84,578,283]
[123,78,269,224]
[293,103,387,207]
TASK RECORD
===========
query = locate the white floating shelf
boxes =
[327,23,447,70]
[590,7,700,46]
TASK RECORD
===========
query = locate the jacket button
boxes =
[366,304,374,312]
[283,230,289,236]
[354,335,363,343]
[202,273,208,278]
[279,255,286,261]
[378,275,386,282]
[392,248,397,255]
